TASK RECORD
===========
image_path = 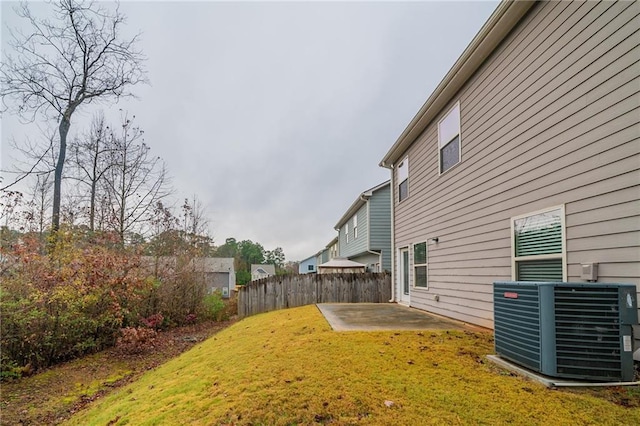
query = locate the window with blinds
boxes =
[512,206,565,282]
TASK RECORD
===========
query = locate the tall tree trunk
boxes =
[53,114,71,232]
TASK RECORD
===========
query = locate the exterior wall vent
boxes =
[581,263,598,281]
[493,281,638,382]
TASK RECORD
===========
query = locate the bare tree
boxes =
[181,195,211,240]
[180,195,214,255]
[69,111,115,231]
[1,0,147,232]
[24,173,54,235]
[0,190,24,230]
[102,112,170,243]
[0,129,57,192]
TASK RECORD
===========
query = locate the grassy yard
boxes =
[66,305,639,425]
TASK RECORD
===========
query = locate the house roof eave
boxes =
[379,0,536,168]
[334,180,391,230]
[325,236,339,248]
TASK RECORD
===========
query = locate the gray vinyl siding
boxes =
[339,204,368,258]
[316,249,329,267]
[369,185,392,271]
[321,249,329,264]
[349,252,383,271]
[393,0,640,329]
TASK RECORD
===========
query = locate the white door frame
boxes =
[398,247,410,305]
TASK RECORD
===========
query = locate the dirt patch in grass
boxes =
[0,319,236,425]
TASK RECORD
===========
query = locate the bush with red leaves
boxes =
[115,327,158,355]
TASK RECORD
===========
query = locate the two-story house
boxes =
[316,236,339,268]
[379,0,639,333]
[334,180,392,272]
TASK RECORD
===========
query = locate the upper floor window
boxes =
[398,157,409,202]
[353,215,358,239]
[438,102,461,174]
[512,206,565,282]
[345,223,349,243]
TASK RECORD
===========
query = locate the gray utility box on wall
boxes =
[493,281,638,382]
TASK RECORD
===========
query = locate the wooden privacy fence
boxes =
[237,272,391,318]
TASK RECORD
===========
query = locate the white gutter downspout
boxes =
[381,161,395,303]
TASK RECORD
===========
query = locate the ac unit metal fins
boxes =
[493,281,638,382]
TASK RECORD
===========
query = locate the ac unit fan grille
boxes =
[554,287,622,380]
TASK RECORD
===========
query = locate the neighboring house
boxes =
[141,256,235,298]
[188,257,235,298]
[315,236,339,268]
[299,254,317,274]
[318,257,366,274]
[379,0,639,334]
[334,180,392,272]
[328,237,339,260]
[315,248,329,269]
[251,264,276,281]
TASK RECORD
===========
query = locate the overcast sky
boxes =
[1,0,498,261]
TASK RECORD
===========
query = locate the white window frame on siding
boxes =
[353,215,358,239]
[413,241,428,288]
[438,102,461,174]
[511,205,567,282]
[346,223,349,243]
[398,157,409,202]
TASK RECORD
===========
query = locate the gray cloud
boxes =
[1,1,498,260]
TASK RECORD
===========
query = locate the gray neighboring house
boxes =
[251,264,276,281]
[316,236,339,269]
[188,257,235,298]
[141,256,235,298]
[379,0,639,334]
[334,180,392,272]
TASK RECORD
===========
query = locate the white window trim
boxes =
[413,241,428,289]
[510,204,567,281]
[345,223,349,243]
[398,246,411,299]
[437,101,461,175]
[353,215,358,239]
[398,156,409,202]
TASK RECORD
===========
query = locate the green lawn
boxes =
[66,305,640,425]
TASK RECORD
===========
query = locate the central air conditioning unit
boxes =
[493,281,638,382]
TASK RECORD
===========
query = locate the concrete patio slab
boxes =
[316,303,474,332]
